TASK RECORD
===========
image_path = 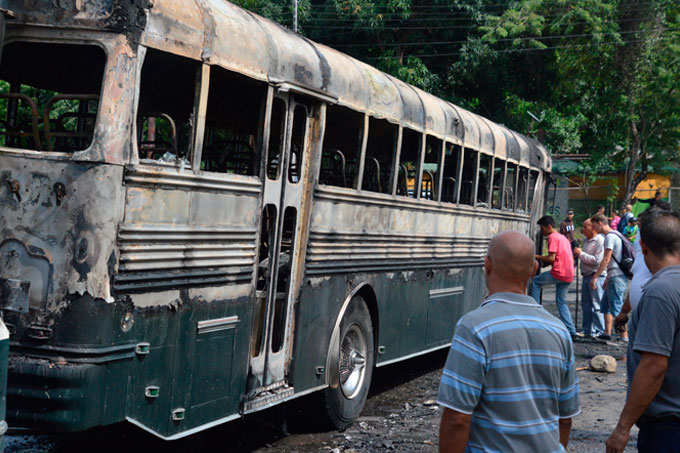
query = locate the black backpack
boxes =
[617,212,631,234]
[607,231,635,278]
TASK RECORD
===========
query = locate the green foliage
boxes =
[2,0,677,203]
[376,52,440,92]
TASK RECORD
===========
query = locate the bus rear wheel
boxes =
[323,295,374,431]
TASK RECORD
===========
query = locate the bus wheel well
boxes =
[355,285,379,361]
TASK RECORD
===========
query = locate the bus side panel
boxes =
[291,188,532,393]
[117,167,259,437]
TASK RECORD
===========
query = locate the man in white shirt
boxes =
[574,219,606,337]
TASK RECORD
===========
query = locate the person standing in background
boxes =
[590,214,628,341]
[560,209,578,249]
[574,219,606,337]
[636,190,662,208]
[610,210,622,231]
[618,205,634,234]
[531,216,578,338]
[624,217,639,242]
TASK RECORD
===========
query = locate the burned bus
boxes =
[0,0,551,440]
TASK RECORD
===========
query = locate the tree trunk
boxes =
[621,117,646,207]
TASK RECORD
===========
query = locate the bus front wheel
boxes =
[323,295,374,430]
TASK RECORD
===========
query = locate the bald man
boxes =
[438,231,580,453]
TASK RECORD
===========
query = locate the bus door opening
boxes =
[248,92,313,403]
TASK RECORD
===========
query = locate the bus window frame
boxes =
[435,138,446,202]
[491,157,506,210]
[1,35,114,161]
[354,114,369,190]
[395,126,424,199]
[420,134,444,202]
[132,46,208,170]
[439,141,462,205]
[389,126,403,196]
[476,151,493,207]
[414,131,425,200]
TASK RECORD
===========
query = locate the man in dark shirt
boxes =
[637,190,662,208]
[606,209,680,453]
[560,209,577,249]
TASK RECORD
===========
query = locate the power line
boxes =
[304,4,656,19]
[360,36,671,60]
[325,27,678,48]
[302,15,661,30]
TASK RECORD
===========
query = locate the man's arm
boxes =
[439,409,472,453]
[536,251,556,265]
[592,248,612,279]
[606,352,669,453]
[559,418,572,449]
[614,294,632,332]
[578,241,603,266]
[591,248,612,289]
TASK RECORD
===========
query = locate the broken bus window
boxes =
[0,42,105,152]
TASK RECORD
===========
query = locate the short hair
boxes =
[655,190,661,197]
[656,200,671,211]
[640,210,680,257]
[640,202,671,221]
[596,205,605,211]
[567,209,574,214]
[591,213,608,225]
[537,215,555,228]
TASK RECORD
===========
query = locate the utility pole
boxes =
[293,0,298,32]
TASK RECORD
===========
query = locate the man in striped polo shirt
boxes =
[438,230,580,452]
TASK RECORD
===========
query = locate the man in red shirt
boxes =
[530,215,577,338]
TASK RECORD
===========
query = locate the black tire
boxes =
[322,295,375,431]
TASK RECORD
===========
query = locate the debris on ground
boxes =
[590,354,617,373]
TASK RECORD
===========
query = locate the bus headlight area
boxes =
[0,0,551,442]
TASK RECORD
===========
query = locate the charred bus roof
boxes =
[6,0,550,171]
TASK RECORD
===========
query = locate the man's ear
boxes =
[640,238,649,256]
[533,260,539,276]
[484,255,492,276]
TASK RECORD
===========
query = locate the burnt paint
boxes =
[70,211,94,283]
[194,0,217,62]
[7,0,152,44]
[301,36,332,91]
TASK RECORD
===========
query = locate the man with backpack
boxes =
[618,204,634,234]
[591,213,633,341]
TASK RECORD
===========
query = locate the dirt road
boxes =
[7,285,637,452]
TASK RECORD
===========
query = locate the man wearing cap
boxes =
[560,209,578,250]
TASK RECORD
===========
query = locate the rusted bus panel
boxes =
[442,102,465,145]
[476,116,495,156]
[143,0,213,62]
[0,155,126,311]
[528,138,549,171]
[453,107,481,151]
[385,76,426,131]
[513,132,532,168]
[6,0,150,34]
[119,166,262,300]
[499,127,521,163]
[308,186,532,271]
[195,1,270,81]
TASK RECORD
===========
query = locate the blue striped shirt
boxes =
[437,292,580,452]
